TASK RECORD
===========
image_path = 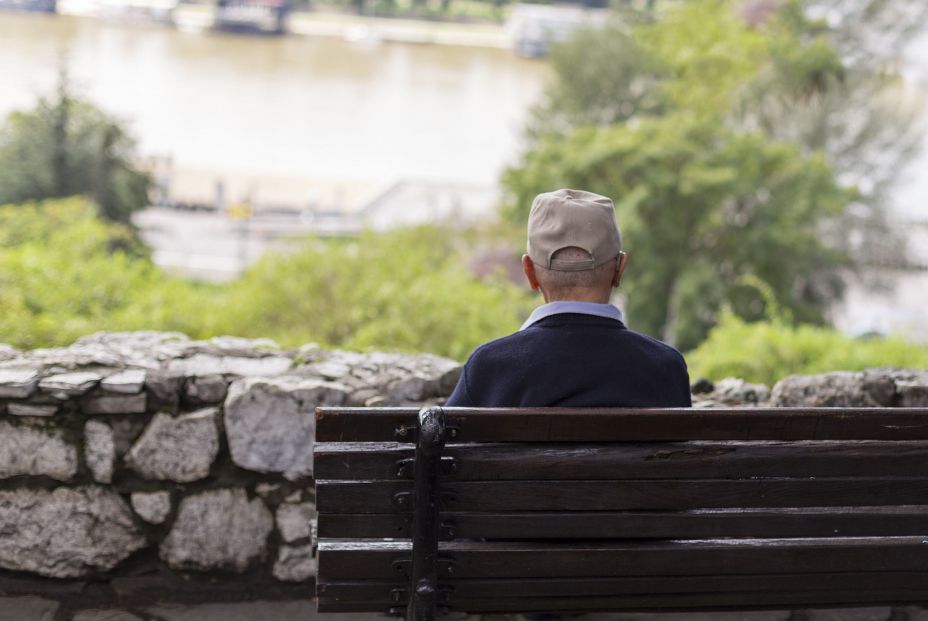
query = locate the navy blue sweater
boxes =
[446,313,692,408]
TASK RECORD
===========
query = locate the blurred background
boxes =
[1,0,926,383]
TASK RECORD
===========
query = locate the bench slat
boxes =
[316,478,928,513]
[317,506,928,539]
[317,572,928,602]
[318,590,928,613]
[314,440,928,481]
[315,407,928,442]
[317,537,928,580]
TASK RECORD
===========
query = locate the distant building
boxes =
[0,0,55,12]
[214,0,289,34]
[55,0,176,22]
[101,0,176,21]
[506,3,609,58]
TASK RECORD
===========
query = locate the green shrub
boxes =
[0,198,215,348]
[0,199,533,360]
[687,311,928,386]
[218,226,534,360]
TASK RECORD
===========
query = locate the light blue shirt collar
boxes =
[520,301,625,331]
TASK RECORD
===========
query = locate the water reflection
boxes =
[0,12,550,186]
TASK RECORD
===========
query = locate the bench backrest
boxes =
[314,406,928,617]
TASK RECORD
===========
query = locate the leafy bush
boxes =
[0,199,214,348]
[0,199,533,360]
[687,311,928,386]
[218,226,534,360]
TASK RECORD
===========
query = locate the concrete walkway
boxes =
[4,597,928,621]
[0,598,384,621]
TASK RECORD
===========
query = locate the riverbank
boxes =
[54,0,513,48]
[286,9,510,48]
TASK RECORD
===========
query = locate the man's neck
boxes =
[543,291,612,304]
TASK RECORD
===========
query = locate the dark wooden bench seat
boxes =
[314,406,928,619]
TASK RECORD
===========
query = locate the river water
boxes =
[0,12,550,189]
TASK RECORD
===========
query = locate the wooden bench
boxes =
[314,406,928,619]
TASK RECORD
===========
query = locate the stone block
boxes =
[167,353,292,377]
[101,369,147,394]
[0,420,78,481]
[0,368,39,399]
[130,491,172,524]
[292,349,461,403]
[81,394,147,415]
[7,403,58,417]
[275,501,315,543]
[144,370,185,402]
[160,488,273,572]
[184,374,229,404]
[158,335,282,360]
[224,377,348,479]
[712,377,770,405]
[897,380,928,407]
[0,486,146,578]
[0,344,20,362]
[110,417,149,458]
[126,409,219,482]
[84,420,116,484]
[771,370,896,407]
[38,372,102,398]
[272,544,316,582]
[63,331,187,368]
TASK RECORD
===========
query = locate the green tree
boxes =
[0,76,151,224]
[527,21,669,136]
[504,114,850,350]
[218,226,534,360]
[533,0,924,266]
[507,0,922,348]
[733,0,925,268]
[0,199,210,348]
[0,198,532,358]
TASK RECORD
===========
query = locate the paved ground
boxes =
[3,598,928,621]
[0,598,383,621]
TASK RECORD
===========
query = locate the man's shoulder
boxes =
[464,319,686,370]
[622,327,688,367]
[465,330,530,364]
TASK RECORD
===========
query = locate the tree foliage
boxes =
[506,0,922,349]
[0,77,151,224]
[216,226,533,360]
[688,311,928,386]
[0,199,532,360]
[0,199,209,347]
[734,0,925,266]
[504,113,850,350]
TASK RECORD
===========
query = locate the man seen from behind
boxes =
[446,188,691,408]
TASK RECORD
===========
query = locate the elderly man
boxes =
[446,188,691,407]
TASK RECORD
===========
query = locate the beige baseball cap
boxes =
[526,188,622,271]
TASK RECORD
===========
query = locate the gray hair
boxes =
[534,247,616,297]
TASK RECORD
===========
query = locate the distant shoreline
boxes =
[51,0,514,49]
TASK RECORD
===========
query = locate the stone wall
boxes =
[0,332,460,618]
[1,331,927,620]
